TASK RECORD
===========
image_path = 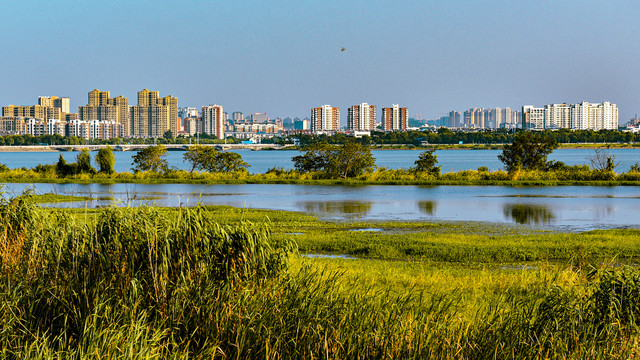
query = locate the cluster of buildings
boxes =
[0,90,622,141]
[522,102,618,131]
[311,103,408,133]
[0,89,227,140]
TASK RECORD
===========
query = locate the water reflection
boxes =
[418,201,437,216]
[300,201,372,218]
[503,203,556,225]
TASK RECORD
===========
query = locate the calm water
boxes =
[3,182,640,231]
[0,148,639,173]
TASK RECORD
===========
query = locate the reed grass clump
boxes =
[1,198,640,358]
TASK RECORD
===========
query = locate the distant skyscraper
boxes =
[448,111,461,127]
[311,105,340,132]
[347,103,376,131]
[232,111,244,121]
[381,104,407,131]
[202,105,224,139]
[250,112,268,123]
[178,107,198,120]
[294,118,310,130]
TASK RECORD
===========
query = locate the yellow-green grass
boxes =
[2,166,640,186]
[3,199,640,358]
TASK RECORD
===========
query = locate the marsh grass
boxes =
[3,165,640,186]
[1,199,640,358]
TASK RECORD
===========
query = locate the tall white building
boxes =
[311,105,340,132]
[201,105,224,139]
[572,101,618,130]
[347,103,377,131]
[544,103,572,129]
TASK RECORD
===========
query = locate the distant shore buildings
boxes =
[0,90,623,139]
[311,105,340,132]
[347,103,377,132]
[522,102,618,131]
[381,105,408,131]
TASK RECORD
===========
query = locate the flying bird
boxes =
[341,47,346,51]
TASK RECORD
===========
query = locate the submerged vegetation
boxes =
[0,198,640,358]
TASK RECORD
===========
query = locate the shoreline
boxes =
[0,143,639,152]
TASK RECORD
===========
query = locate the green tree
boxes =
[498,132,558,172]
[292,142,375,179]
[96,146,116,174]
[183,145,250,173]
[76,149,96,174]
[163,130,174,140]
[413,149,441,176]
[132,145,169,173]
[291,143,331,173]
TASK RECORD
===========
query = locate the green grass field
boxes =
[1,197,640,358]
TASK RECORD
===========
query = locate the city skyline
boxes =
[1,1,638,123]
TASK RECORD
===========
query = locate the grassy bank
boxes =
[2,198,640,358]
[1,166,640,186]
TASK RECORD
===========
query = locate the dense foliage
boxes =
[55,149,96,177]
[183,145,250,173]
[292,142,375,178]
[498,132,558,172]
[413,149,441,176]
[285,128,639,147]
[131,145,169,172]
[95,146,115,174]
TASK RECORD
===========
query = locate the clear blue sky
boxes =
[1,0,638,124]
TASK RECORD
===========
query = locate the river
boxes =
[0,148,639,173]
[1,182,639,231]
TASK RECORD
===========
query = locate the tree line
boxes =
[1,128,638,148]
[284,129,638,147]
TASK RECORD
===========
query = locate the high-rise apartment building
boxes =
[543,104,572,129]
[79,89,130,136]
[130,103,169,138]
[38,96,70,113]
[463,108,486,128]
[381,104,408,131]
[311,105,340,132]
[347,103,377,131]
[201,105,224,139]
[3,104,61,121]
[3,95,73,121]
[572,101,618,130]
[135,89,179,135]
[522,106,545,129]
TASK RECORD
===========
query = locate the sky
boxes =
[1,0,639,125]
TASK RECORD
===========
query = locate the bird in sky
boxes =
[341,47,346,51]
